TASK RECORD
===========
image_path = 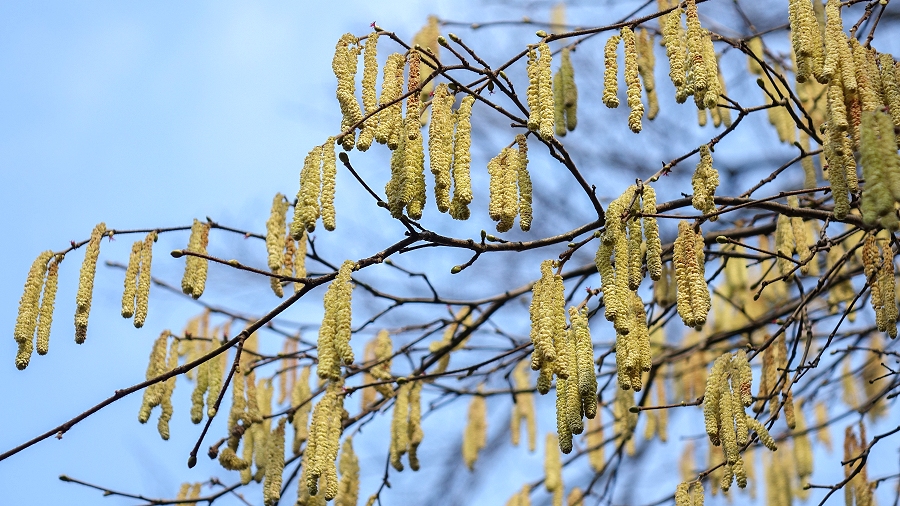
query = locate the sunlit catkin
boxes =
[293,144,324,235]
[74,222,106,344]
[35,255,60,357]
[662,5,686,90]
[789,0,825,83]
[462,391,487,470]
[181,219,210,300]
[603,35,621,108]
[449,95,475,220]
[374,53,406,149]
[318,260,355,381]
[622,27,644,133]
[553,47,578,135]
[336,438,360,506]
[389,382,411,471]
[190,341,210,423]
[487,147,519,233]
[157,339,178,440]
[515,134,533,231]
[860,110,900,230]
[429,83,454,213]
[121,241,142,318]
[263,419,286,506]
[307,380,344,500]
[333,33,362,151]
[643,185,662,281]
[138,331,170,423]
[134,231,157,328]
[357,32,379,152]
[526,42,554,140]
[529,260,566,375]
[14,250,53,369]
[321,138,338,230]
[673,221,710,328]
[691,145,719,216]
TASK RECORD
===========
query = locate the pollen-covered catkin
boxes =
[134,231,157,328]
[685,0,707,100]
[529,260,566,374]
[603,35,621,108]
[181,219,210,300]
[157,339,178,440]
[75,222,106,344]
[333,34,362,151]
[622,26,644,133]
[662,5,687,90]
[306,380,344,500]
[643,185,662,281]
[691,145,719,216]
[775,213,796,276]
[336,437,360,506]
[389,382,411,471]
[122,241,142,318]
[449,95,475,220]
[321,138,338,230]
[860,110,900,230]
[515,134,533,232]
[487,147,519,233]
[636,28,659,120]
[789,0,825,83]
[318,261,355,380]
[544,433,563,496]
[406,51,422,131]
[673,221,710,328]
[429,83,454,213]
[571,306,598,419]
[138,331,170,423]
[266,195,289,296]
[462,391,487,470]
[262,419,286,506]
[190,342,210,423]
[526,43,554,140]
[14,250,53,369]
[293,144,324,235]
[554,47,578,135]
[357,32,380,152]
[375,53,406,149]
[35,255,60,357]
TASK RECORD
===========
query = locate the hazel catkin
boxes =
[333,33,363,151]
[75,222,106,344]
[622,26,644,133]
[181,219,210,300]
[134,231,157,328]
[673,221,710,328]
[14,250,53,369]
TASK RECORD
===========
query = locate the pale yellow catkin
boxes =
[407,381,424,471]
[293,229,308,294]
[643,185,662,281]
[429,83,454,213]
[544,433,563,495]
[529,260,566,376]
[35,256,60,357]
[181,219,210,300]
[262,419,286,506]
[293,144,324,236]
[603,35,621,108]
[691,145,719,216]
[406,50,422,130]
[206,340,226,418]
[487,147,519,233]
[554,47,578,136]
[462,391,487,471]
[586,410,604,472]
[357,32,380,152]
[662,5,687,92]
[157,338,178,440]
[516,134,532,232]
[374,53,406,150]
[390,382,411,471]
[525,42,554,140]
[673,221,710,328]
[622,26,644,133]
[138,331,171,423]
[190,341,210,423]
[333,33,362,151]
[75,223,106,344]
[317,261,355,380]
[449,95,475,220]
[14,250,53,369]
[266,195,289,297]
[121,241,142,318]
[134,231,157,328]
[321,137,338,231]
[335,437,360,506]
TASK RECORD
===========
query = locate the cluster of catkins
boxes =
[703,351,777,492]
[266,193,308,297]
[862,233,898,337]
[487,134,532,232]
[595,185,662,391]
[528,260,598,453]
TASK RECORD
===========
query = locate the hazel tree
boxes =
[6,1,900,505]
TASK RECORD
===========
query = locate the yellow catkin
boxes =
[333,33,362,151]
[674,483,690,506]
[293,144,323,235]
[613,386,637,454]
[157,338,178,440]
[318,260,356,380]
[880,53,900,129]
[662,5,687,92]
[673,221,710,328]
[789,0,825,83]
[586,411,604,472]
[641,186,662,282]
[138,331,170,423]
[307,380,344,500]
[515,134,533,231]
[544,433,563,496]
[389,382,411,471]
[291,367,312,454]
[554,47,578,135]
[691,145,719,216]
[603,35,621,108]
[262,419,286,506]
[374,53,406,149]
[487,147,519,233]
[335,438,360,506]
[407,381,424,470]
[181,219,210,300]
[321,137,338,230]
[462,392,487,470]
[406,50,422,130]
[685,0,707,100]
[74,223,106,344]
[35,255,60,357]
[529,260,563,372]
[206,338,226,418]
[571,307,598,419]
[555,320,579,453]
[134,231,157,328]
[449,95,474,220]
[622,27,644,133]
[860,110,900,230]
[357,32,379,152]
[776,213,796,276]
[266,194,289,298]
[636,28,658,120]
[511,361,537,452]
[366,330,395,399]
[14,250,54,369]
[527,42,554,140]
[190,341,210,423]
[429,83,454,213]
[121,241,142,318]
[822,0,842,83]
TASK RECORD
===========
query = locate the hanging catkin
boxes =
[134,231,157,328]
[14,250,54,369]
[449,95,475,220]
[75,223,107,343]
[357,32,380,152]
[622,26,644,133]
[333,34,362,151]
[429,83,454,213]
[318,261,356,380]
[673,221,710,328]
[181,219,210,300]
